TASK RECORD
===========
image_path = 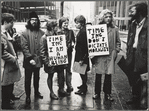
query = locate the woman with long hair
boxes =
[57,17,75,93]
[92,9,121,101]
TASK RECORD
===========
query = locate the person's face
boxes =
[75,21,82,29]
[103,13,112,25]
[30,18,38,27]
[129,6,138,21]
[62,20,69,29]
[5,20,14,30]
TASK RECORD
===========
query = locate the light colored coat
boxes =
[1,33,21,86]
[93,26,121,74]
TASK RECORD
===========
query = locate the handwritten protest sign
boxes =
[47,35,68,66]
[86,24,109,56]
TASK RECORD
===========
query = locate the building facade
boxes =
[2,1,57,22]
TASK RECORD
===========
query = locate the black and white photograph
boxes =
[1,1,148,110]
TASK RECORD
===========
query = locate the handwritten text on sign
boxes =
[86,24,109,56]
[47,35,68,66]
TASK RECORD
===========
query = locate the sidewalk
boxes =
[11,51,136,110]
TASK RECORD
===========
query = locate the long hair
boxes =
[46,21,57,31]
[25,19,40,31]
[98,9,114,27]
[129,2,147,18]
[59,17,69,28]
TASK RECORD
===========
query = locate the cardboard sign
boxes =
[86,24,109,56]
[47,35,68,66]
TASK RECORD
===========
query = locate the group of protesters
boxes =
[1,2,147,110]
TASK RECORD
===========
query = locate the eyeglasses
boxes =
[30,18,38,21]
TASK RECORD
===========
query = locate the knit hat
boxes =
[29,11,39,19]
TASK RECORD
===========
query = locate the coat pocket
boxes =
[7,61,19,72]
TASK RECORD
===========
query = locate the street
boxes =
[10,49,139,110]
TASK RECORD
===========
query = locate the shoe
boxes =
[75,89,87,95]
[26,97,31,104]
[11,95,20,100]
[75,87,87,95]
[77,85,83,89]
[35,92,43,99]
[10,99,15,105]
[105,94,114,101]
[50,93,59,100]
[93,94,100,99]
[67,87,73,92]
[58,90,70,97]
[75,84,87,95]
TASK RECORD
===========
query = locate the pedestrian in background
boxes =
[91,9,121,101]
[74,15,90,95]
[1,13,21,109]
[125,2,148,109]
[40,21,70,100]
[57,17,75,93]
[21,11,44,104]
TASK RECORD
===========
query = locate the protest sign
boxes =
[47,35,68,66]
[86,24,109,56]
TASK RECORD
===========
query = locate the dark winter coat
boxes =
[57,28,75,54]
[74,27,90,71]
[126,18,148,74]
[21,29,44,69]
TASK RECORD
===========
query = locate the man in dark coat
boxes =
[21,11,44,104]
[125,2,148,109]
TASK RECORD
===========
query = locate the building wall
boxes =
[2,1,57,22]
[94,1,148,30]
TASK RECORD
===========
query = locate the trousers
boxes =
[24,68,40,97]
[66,52,72,88]
[95,74,112,94]
[2,84,13,108]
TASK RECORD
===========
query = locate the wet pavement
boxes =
[8,49,140,110]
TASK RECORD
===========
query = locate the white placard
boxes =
[86,24,109,56]
[47,35,68,66]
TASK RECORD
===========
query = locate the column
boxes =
[116,1,120,26]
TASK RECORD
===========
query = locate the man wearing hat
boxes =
[21,11,44,104]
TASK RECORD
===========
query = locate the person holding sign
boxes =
[40,21,70,100]
[91,9,121,101]
[57,17,75,93]
[73,15,90,95]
